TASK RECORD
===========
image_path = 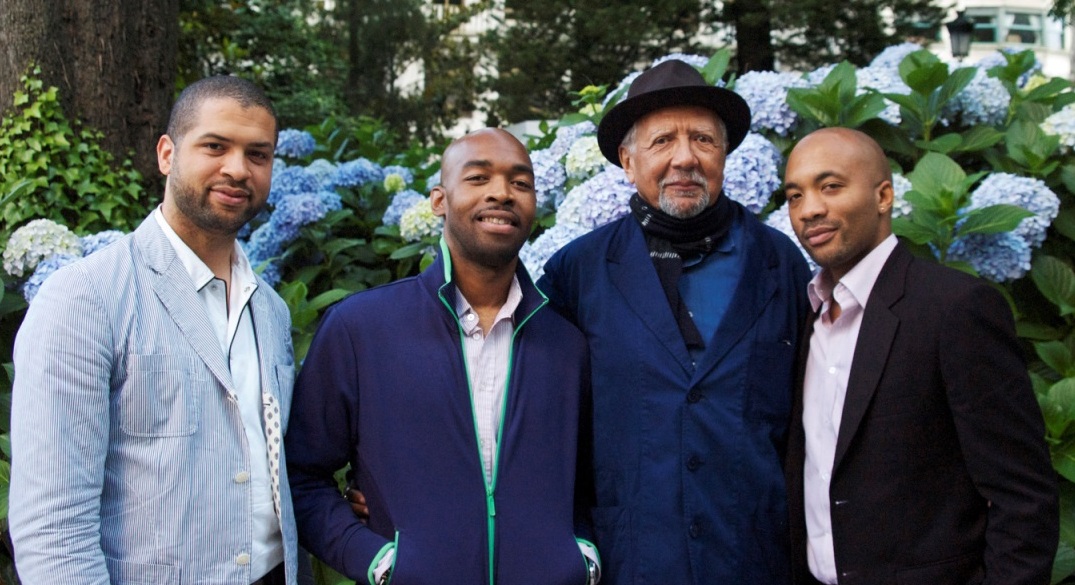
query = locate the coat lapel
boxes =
[832,244,910,469]
[135,217,236,392]
[607,219,695,375]
[691,211,778,383]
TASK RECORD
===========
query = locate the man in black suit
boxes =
[782,127,1058,585]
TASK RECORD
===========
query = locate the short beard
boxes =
[658,172,710,219]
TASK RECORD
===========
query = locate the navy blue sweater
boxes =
[286,250,592,585]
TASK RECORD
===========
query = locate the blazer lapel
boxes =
[135,217,236,392]
[608,220,695,375]
[832,244,910,469]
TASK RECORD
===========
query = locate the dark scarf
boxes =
[630,192,735,349]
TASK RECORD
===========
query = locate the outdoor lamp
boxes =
[946,10,974,61]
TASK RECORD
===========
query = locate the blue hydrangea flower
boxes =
[271,192,334,242]
[857,65,911,125]
[547,122,597,160]
[1041,105,1075,153]
[22,253,81,303]
[256,262,282,288]
[269,166,321,206]
[382,165,415,185]
[320,189,343,214]
[805,63,837,86]
[942,66,1009,127]
[891,173,913,219]
[723,133,782,213]
[425,169,442,191]
[520,222,590,280]
[243,223,286,267]
[651,54,710,69]
[976,48,1042,87]
[305,159,339,189]
[272,158,287,182]
[565,135,607,180]
[556,166,634,230]
[275,129,317,159]
[80,230,125,256]
[870,42,924,69]
[399,198,444,242]
[966,173,1059,247]
[531,149,567,211]
[3,219,82,277]
[383,189,427,226]
[764,203,818,273]
[334,157,384,188]
[947,231,1031,282]
[733,71,810,137]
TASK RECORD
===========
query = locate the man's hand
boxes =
[344,483,369,520]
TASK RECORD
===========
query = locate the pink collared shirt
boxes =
[803,234,897,584]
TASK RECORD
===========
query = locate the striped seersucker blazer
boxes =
[9,214,298,585]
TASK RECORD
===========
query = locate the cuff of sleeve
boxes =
[576,538,601,584]
[368,541,396,585]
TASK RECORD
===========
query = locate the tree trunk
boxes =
[726,0,774,73]
[0,0,178,189]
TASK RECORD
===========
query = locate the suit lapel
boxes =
[608,220,695,375]
[832,244,910,469]
[135,217,236,392]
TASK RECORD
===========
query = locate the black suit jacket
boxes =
[786,242,1058,585]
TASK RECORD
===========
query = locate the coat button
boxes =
[687,456,703,471]
[687,390,702,403]
[689,521,702,538]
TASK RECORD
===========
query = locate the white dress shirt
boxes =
[155,208,283,578]
[802,234,896,584]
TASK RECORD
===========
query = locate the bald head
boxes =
[439,128,531,188]
[784,127,896,280]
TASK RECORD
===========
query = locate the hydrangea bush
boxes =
[6,48,1075,578]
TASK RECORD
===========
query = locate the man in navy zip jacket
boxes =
[286,129,598,585]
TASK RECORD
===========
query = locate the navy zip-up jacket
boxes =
[286,249,593,585]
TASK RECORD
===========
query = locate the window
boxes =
[964,7,1050,47]
[1006,12,1042,44]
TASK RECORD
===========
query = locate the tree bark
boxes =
[0,0,178,188]
[726,0,774,73]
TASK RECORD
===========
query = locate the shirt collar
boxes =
[807,233,898,313]
[454,275,523,334]
[153,206,257,293]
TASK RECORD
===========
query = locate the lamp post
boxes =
[946,10,975,62]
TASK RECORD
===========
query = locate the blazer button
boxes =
[688,521,702,538]
[687,390,702,403]
[687,456,703,471]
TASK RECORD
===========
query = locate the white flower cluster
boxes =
[399,198,444,243]
[3,219,82,278]
[564,135,607,181]
[1042,105,1075,153]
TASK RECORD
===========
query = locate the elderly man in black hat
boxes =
[538,60,812,584]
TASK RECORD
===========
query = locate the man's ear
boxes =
[618,147,636,185]
[157,135,175,176]
[877,180,895,215]
[430,186,447,218]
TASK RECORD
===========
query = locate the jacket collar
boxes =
[419,237,548,331]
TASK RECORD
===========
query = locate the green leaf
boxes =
[1052,545,1075,585]
[1044,377,1075,437]
[919,133,962,154]
[1032,256,1075,316]
[953,126,1004,152]
[936,67,978,110]
[908,152,966,200]
[957,204,1033,236]
[701,50,731,85]
[307,289,351,312]
[899,50,946,94]
[1054,208,1075,242]
[892,216,940,244]
[1037,340,1075,377]
[389,242,428,260]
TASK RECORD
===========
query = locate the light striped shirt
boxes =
[455,277,523,483]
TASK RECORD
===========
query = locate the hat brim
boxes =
[597,85,751,167]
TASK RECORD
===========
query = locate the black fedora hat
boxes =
[597,59,751,167]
